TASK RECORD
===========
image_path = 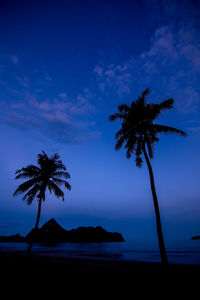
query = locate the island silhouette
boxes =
[0,218,125,243]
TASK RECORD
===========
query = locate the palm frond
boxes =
[126,149,132,159]
[158,98,174,111]
[109,112,125,121]
[135,138,143,156]
[48,180,65,201]
[149,98,174,120]
[51,153,60,161]
[65,181,71,191]
[22,184,40,205]
[37,150,48,168]
[142,88,151,98]
[15,165,40,179]
[14,151,71,206]
[136,156,143,167]
[39,150,48,161]
[52,171,70,179]
[52,177,71,191]
[13,177,40,196]
[125,140,134,159]
[153,124,187,136]
[109,88,187,169]
[115,128,130,140]
[54,161,67,171]
[115,136,126,151]
[135,88,151,107]
[118,104,129,113]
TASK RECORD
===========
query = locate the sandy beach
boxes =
[1,250,200,275]
[1,250,200,297]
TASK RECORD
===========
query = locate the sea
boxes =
[0,239,200,265]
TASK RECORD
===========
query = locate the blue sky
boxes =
[0,0,200,246]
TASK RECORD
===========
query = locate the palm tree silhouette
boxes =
[109,88,187,264]
[13,150,71,252]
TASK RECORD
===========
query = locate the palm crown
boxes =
[109,88,187,167]
[13,150,71,205]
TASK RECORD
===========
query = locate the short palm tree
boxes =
[13,151,71,247]
[109,88,187,264]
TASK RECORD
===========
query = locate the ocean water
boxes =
[0,240,200,265]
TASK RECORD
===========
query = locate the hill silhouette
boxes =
[0,219,125,243]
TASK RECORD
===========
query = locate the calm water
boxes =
[0,240,200,265]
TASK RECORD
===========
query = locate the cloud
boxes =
[93,62,131,97]
[4,110,41,131]
[72,88,96,115]
[142,25,200,72]
[44,72,52,81]
[94,20,200,114]
[27,87,95,118]
[10,55,19,65]
[93,66,103,76]
[142,26,178,61]
[140,25,200,113]
[16,76,30,88]
[0,52,98,144]
[1,85,98,144]
[41,110,71,124]
[58,92,68,99]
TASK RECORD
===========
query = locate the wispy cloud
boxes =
[1,0,200,141]
[1,71,98,144]
[3,91,98,143]
[16,76,30,88]
[44,71,52,81]
[0,51,100,144]
[93,62,131,97]
[10,55,19,65]
[94,21,200,114]
[58,92,67,99]
[141,25,200,113]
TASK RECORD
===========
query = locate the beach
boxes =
[1,249,200,274]
[1,249,200,297]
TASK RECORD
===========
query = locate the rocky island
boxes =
[0,218,125,243]
[191,235,200,240]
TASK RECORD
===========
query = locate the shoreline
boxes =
[1,250,200,274]
[1,250,200,291]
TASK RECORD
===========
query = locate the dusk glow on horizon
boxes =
[0,0,200,248]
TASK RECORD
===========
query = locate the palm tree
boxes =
[109,88,187,264]
[13,150,71,252]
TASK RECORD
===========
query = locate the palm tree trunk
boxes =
[27,195,44,255]
[143,144,168,264]
[35,197,42,229]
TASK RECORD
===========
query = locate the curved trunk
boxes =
[143,144,168,264]
[34,187,46,229]
[35,197,42,229]
[27,192,45,255]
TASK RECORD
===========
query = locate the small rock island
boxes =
[191,236,200,240]
[0,218,125,243]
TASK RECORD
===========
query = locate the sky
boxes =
[0,0,200,247]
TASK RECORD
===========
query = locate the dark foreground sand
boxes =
[1,250,200,275]
[1,251,200,295]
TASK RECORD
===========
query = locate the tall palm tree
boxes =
[109,88,187,264]
[13,151,71,250]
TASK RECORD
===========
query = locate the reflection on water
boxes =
[0,240,200,265]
